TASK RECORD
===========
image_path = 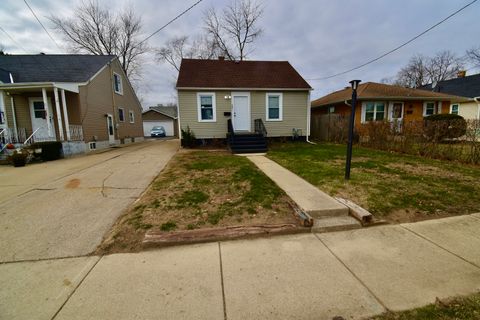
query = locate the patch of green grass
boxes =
[370,293,480,320]
[268,142,480,219]
[175,190,209,208]
[207,211,225,225]
[160,221,177,231]
[151,199,160,208]
[127,212,153,230]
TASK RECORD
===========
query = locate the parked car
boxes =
[150,126,166,137]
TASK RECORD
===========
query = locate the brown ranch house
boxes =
[176,58,312,153]
[310,82,468,138]
[0,54,144,156]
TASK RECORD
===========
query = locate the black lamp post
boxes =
[345,79,361,180]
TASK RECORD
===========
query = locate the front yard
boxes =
[98,150,296,253]
[268,142,480,222]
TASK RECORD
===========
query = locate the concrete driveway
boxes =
[0,139,179,262]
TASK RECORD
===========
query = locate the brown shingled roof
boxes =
[311,82,470,107]
[176,59,312,89]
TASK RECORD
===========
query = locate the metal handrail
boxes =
[23,127,42,145]
[254,119,267,137]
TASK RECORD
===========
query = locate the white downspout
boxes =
[306,90,315,144]
[474,97,480,120]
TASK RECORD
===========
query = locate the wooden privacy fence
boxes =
[310,113,349,142]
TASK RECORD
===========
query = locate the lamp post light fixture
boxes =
[345,79,361,180]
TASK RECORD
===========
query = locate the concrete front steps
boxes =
[247,155,366,233]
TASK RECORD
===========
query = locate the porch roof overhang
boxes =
[0,82,81,93]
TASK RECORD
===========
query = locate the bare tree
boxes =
[204,0,263,61]
[394,54,429,88]
[49,1,147,78]
[156,34,220,71]
[425,51,464,84]
[466,46,480,68]
[394,51,464,88]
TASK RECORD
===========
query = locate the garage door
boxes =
[143,120,175,136]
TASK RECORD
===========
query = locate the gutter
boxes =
[474,97,480,120]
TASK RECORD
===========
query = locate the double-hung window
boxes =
[424,102,436,116]
[197,93,216,122]
[266,93,283,121]
[363,102,385,122]
[118,107,125,122]
[450,104,459,115]
[113,73,123,95]
[129,110,135,123]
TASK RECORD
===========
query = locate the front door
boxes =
[106,114,115,144]
[390,102,404,131]
[232,92,250,132]
[29,98,56,140]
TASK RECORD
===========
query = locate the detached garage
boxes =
[142,106,178,137]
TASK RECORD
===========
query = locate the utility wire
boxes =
[139,0,204,45]
[0,25,28,52]
[23,0,62,50]
[307,0,478,81]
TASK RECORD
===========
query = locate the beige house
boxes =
[0,54,144,155]
[176,58,312,153]
[420,73,480,120]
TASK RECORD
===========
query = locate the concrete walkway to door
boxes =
[247,155,348,217]
[0,139,179,262]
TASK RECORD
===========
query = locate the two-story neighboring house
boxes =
[0,54,144,155]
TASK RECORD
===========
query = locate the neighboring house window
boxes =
[0,111,5,124]
[423,102,436,116]
[129,110,135,123]
[266,93,283,121]
[363,102,385,122]
[328,106,335,114]
[118,107,125,122]
[197,93,216,122]
[450,104,459,115]
[113,73,123,94]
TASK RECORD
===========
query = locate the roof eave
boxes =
[176,86,312,91]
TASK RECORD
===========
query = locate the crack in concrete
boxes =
[100,172,114,198]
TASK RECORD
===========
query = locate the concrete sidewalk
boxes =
[2,214,480,320]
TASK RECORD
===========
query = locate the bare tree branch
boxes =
[49,0,148,78]
[466,46,480,68]
[394,51,464,88]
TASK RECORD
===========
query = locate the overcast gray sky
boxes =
[1,0,479,108]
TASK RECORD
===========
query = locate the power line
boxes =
[23,0,62,50]
[139,0,204,45]
[307,0,478,81]
[0,25,28,52]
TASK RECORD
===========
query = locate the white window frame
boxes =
[118,107,125,122]
[113,72,123,95]
[450,103,459,115]
[361,101,386,123]
[129,109,135,123]
[266,92,283,121]
[423,101,436,117]
[197,92,216,122]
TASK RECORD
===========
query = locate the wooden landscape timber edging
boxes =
[142,224,310,248]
